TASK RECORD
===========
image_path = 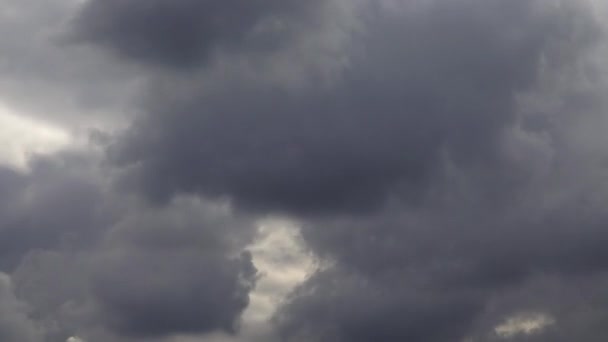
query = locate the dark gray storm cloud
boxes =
[92,251,255,338]
[0,154,110,271]
[276,168,608,341]
[106,0,596,216]
[74,0,324,68]
[276,267,484,342]
[3,0,608,341]
[88,199,257,339]
[84,0,608,340]
[0,151,259,341]
[0,274,40,342]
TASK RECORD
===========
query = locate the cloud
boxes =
[494,312,555,338]
[69,0,608,340]
[274,120,608,341]
[0,151,259,341]
[3,0,608,341]
[106,0,597,216]
[0,0,140,129]
[87,198,257,339]
[91,250,255,338]
[0,101,70,169]
[0,273,41,342]
[73,0,325,68]
[0,153,109,271]
[275,267,483,342]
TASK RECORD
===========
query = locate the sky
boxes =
[2,0,608,341]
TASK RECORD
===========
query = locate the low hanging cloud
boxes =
[3,0,608,341]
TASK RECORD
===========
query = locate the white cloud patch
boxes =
[246,219,317,322]
[66,337,85,342]
[494,312,555,339]
[0,100,70,169]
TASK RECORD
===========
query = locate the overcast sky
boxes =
[2,0,608,341]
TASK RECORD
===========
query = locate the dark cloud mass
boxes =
[0,153,258,341]
[106,0,597,216]
[0,154,109,271]
[89,199,257,338]
[92,250,255,338]
[74,0,323,68]
[0,274,40,342]
[3,0,608,341]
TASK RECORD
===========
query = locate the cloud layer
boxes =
[2,0,608,341]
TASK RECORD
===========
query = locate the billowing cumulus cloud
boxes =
[88,198,257,339]
[0,151,259,341]
[3,0,608,341]
[106,0,598,216]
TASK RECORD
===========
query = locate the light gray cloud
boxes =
[0,0,140,129]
